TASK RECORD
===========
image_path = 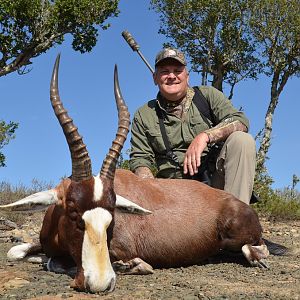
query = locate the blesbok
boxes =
[1,55,287,294]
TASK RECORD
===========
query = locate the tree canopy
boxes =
[1,0,120,166]
[251,0,300,171]
[151,0,300,178]
[150,0,261,95]
[0,0,119,77]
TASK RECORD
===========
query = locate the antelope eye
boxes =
[77,218,85,230]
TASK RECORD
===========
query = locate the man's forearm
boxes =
[204,119,247,144]
[134,166,155,179]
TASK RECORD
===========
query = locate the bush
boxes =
[254,191,300,220]
[253,172,300,220]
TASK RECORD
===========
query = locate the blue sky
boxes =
[1,1,299,190]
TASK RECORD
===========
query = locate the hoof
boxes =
[242,244,270,268]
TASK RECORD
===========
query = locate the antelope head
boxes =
[48,55,131,292]
[1,55,130,293]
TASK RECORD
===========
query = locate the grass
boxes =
[0,179,54,203]
[0,179,54,224]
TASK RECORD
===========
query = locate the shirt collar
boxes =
[156,87,195,113]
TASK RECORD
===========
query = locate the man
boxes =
[129,48,256,204]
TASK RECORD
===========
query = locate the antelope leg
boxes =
[242,244,270,268]
[7,242,42,261]
[112,257,154,275]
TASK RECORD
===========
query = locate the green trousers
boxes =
[211,131,256,204]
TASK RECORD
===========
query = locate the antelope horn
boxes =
[100,65,130,180]
[50,54,92,182]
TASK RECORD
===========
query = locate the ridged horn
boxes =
[50,54,92,182]
[100,65,130,181]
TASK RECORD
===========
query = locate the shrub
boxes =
[253,172,300,220]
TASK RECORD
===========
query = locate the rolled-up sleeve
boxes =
[129,110,155,172]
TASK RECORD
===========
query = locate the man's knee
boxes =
[226,131,256,155]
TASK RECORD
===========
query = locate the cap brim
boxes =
[155,57,186,66]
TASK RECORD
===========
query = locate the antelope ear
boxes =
[115,195,152,215]
[0,189,58,212]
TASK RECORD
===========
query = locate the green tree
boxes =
[251,0,300,172]
[0,120,18,167]
[0,0,119,76]
[150,0,261,96]
[151,0,300,184]
[1,0,119,166]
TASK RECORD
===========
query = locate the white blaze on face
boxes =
[82,208,116,293]
[93,176,104,202]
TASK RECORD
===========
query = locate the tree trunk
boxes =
[211,67,224,92]
[256,94,278,172]
[201,70,208,86]
[256,70,289,172]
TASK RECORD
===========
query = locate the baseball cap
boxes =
[155,48,187,66]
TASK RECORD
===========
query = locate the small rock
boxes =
[0,218,18,230]
[4,277,30,289]
[183,295,198,300]
[61,293,74,298]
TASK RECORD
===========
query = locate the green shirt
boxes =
[129,86,249,178]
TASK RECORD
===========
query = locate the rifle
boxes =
[122,30,154,74]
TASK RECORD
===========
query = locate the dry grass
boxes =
[0,179,54,224]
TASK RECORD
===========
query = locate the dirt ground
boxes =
[0,212,299,300]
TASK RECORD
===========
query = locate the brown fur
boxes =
[114,169,262,268]
[40,169,264,276]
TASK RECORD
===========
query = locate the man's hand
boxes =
[183,132,209,176]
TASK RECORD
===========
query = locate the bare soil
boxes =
[0,212,299,300]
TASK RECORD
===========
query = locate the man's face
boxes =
[153,59,189,102]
